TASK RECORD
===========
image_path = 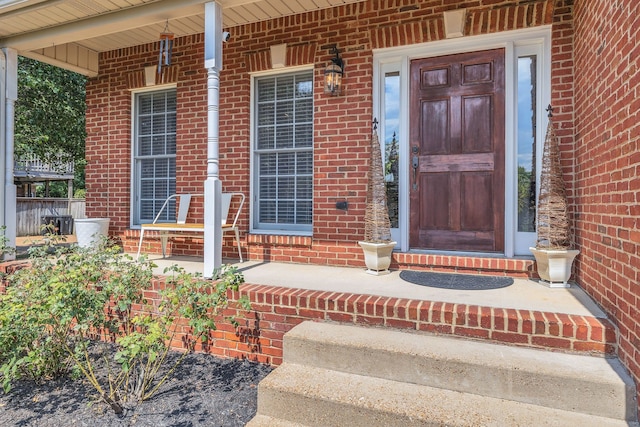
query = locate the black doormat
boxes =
[399,270,514,290]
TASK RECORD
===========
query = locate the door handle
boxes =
[412,155,419,190]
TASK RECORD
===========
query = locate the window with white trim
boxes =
[132,89,176,225]
[253,71,313,233]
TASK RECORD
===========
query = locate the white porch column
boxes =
[203,2,224,277]
[0,50,5,254]
[0,48,17,260]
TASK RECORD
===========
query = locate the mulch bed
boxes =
[0,352,273,427]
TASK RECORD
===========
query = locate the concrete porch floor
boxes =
[141,254,606,319]
[14,234,605,319]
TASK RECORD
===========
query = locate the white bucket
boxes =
[75,218,110,248]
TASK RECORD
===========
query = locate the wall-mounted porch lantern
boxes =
[324,46,344,96]
[158,20,174,73]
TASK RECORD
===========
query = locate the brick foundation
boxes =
[221,282,616,366]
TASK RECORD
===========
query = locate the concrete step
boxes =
[246,414,309,427]
[283,321,637,421]
[254,362,638,427]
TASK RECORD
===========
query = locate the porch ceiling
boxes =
[0,0,363,76]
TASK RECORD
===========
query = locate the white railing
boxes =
[14,154,74,175]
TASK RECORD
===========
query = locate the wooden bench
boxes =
[136,193,245,262]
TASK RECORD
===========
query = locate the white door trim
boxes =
[372,26,552,257]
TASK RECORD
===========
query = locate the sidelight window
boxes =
[517,55,538,233]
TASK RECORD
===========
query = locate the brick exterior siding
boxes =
[86,0,558,273]
[224,282,617,365]
[572,0,640,409]
[82,0,640,412]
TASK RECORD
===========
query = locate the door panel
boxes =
[421,173,450,229]
[422,100,449,154]
[410,49,505,252]
[463,96,492,152]
[461,172,493,230]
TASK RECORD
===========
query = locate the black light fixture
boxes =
[324,46,344,96]
[158,20,174,74]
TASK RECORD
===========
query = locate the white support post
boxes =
[203,2,224,277]
[0,49,5,254]
[1,48,17,259]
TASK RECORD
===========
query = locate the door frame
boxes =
[372,26,551,257]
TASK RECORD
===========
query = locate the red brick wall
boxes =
[572,0,640,409]
[128,277,615,365]
[550,1,577,207]
[85,0,563,266]
[221,282,616,365]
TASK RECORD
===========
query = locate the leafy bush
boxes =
[0,227,14,261]
[0,239,248,413]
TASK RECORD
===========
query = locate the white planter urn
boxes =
[358,241,397,275]
[529,247,579,288]
[75,218,110,248]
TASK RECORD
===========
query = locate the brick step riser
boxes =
[392,253,535,279]
[234,283,618,365]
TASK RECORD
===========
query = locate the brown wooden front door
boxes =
[409,49,505,252]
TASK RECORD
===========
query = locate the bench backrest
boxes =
[221,193,231,226]
[176,194,192,224]
[173,193,243,226]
